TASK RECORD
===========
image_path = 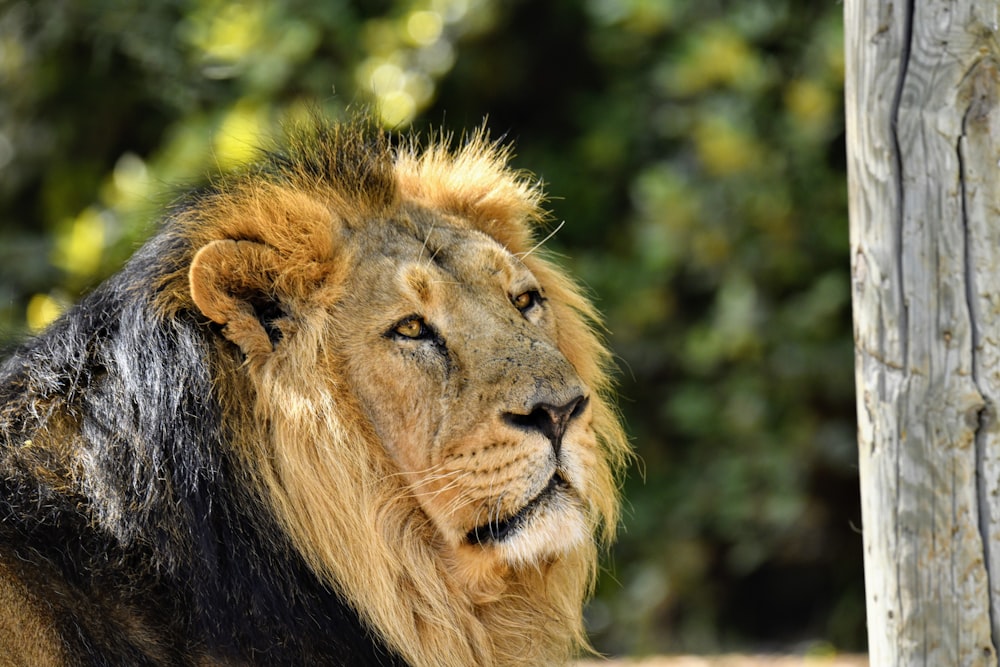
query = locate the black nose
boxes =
[503,395,588,454]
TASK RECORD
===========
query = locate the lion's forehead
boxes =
[355,217,531,300]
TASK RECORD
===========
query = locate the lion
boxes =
[0,117,630,666]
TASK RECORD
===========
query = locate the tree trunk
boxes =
[846,0,1000,664]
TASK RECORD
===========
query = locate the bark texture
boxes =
[846,0,1000,664]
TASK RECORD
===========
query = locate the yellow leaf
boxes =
[52,208,105,278]
[26,293,63,332]
[214,101,267,169]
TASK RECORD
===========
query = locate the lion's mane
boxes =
[0,118,629,666]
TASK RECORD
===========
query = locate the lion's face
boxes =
[336,212,598,571]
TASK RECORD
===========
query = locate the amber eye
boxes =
[393,316,427,339]
[512,290,540,313]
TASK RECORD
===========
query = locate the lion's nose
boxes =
[503,394,588,454]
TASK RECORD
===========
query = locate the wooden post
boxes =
[846,0,1000,663]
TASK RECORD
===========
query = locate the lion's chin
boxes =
[466,474,588,564]
[448,487,588,603]
[496,494,588,567]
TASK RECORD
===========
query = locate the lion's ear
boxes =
[189,239,287,357]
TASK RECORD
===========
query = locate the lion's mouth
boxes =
[465,474,568,545]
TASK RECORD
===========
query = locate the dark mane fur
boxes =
[0,228,404,664]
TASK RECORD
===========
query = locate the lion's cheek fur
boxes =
[233,356,501,664]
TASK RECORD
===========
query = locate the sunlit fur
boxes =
[0,118,630,666]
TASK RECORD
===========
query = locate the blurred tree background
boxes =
[0,0,860,657]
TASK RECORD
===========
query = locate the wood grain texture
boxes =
[847,0,1000,664]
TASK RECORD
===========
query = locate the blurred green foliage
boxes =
[0,0,861,656]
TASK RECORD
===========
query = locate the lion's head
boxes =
[0,119,627,666]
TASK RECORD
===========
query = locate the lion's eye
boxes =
[392,316,429,339]
[512,290,541,313]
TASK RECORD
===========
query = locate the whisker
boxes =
[391,466,476,511]
[516,219,565,260]
[410,476,469,500]
[383,461,458,479]
[428,243,444,266]
[419,223,437,265]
